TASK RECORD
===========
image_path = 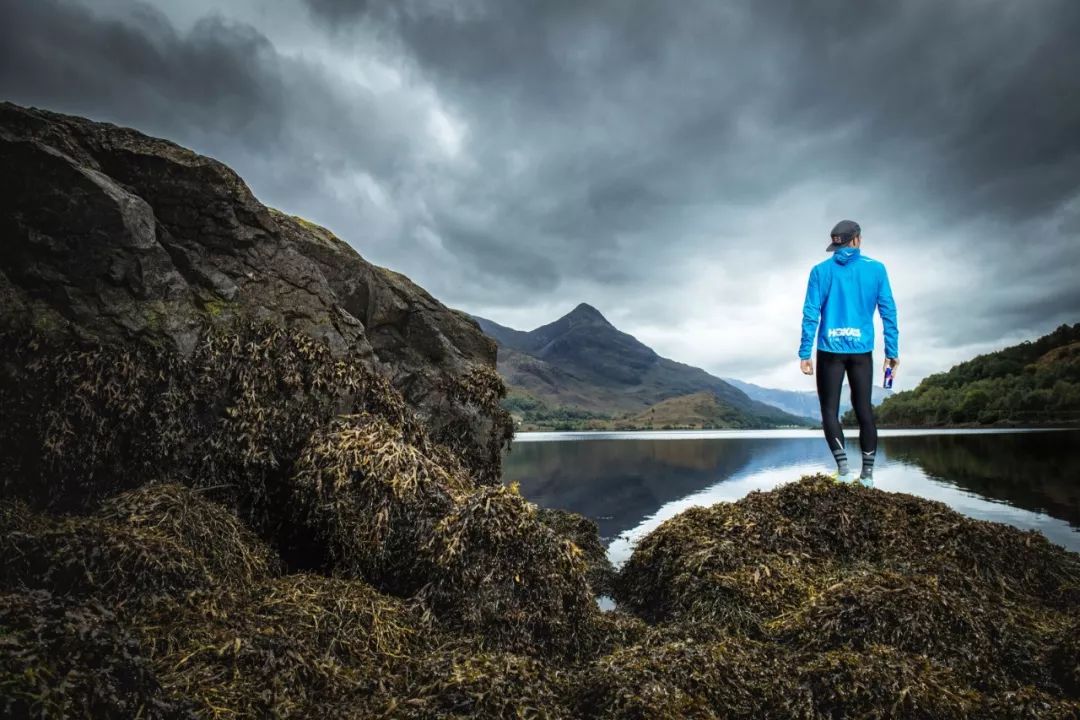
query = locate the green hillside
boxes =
[864,323,1080,426]
[623,391,757,429]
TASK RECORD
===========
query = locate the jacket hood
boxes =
[833,247,860,266]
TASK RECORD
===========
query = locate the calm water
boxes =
[502,428,1080,565]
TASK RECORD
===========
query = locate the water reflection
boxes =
[502,429,1080,563]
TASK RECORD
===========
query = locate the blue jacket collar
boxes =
[833,247,861,265]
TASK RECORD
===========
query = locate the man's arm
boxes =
[799,267,821,363]
[878,266,899,361]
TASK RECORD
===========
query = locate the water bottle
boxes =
[883,365,894,389]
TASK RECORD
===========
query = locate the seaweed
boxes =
[379,644,571,719]
[1,484,275,609]
[770,569,1055,692]
[291,412,472,593]
[612,475,1080,715]
[537,507,615,596]
[0,591,194,720]
[0,324,409,516]
[139,574,428,718]
[615,475,1080,631]
[1045,617,1080,697]
[796,645,979,719]
[5,316,1080,718]
[433,363,514,486]
[418,484,601,658]
[572,629,810,720]
[96,483,279,587]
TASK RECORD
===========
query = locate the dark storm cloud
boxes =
[300,0,1080,365]
[0,0,285,147]
[754,0,1080,221]
[304,0,1080,224]
[2,0,1078,384]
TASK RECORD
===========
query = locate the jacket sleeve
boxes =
[878,266,899,358]
[799,267,821,360]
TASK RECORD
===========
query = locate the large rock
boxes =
[0,102,510,484]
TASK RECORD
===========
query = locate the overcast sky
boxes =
[3,0,1079,389]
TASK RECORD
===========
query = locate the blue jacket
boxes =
[799,247,898,360]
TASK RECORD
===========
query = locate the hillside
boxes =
[474,305,809,430]
[866,323,1080,426]
[624,391,755,429]
[725,377,892,421]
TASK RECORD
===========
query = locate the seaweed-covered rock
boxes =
[97,482,279,585]
[0,101,511,490]
[419,484,601,658]
[611,488,843,630]
[383,645,572,719]
[0,483,276,608]
[0,591,194,720]
[611,475,1080,716]
[615,476,1080,630]
[1,323,415,513]
[796,645,980,719]
[980,685,1080,720]
[1045,617,1080,697]
[1,484,275,607]
[291,412,473,592]
[572,630,809,719]
[537,506,615,596]
[771,569,1055,692]
[141,574,427,718]
[587,611,651,657]
[2,514,212,606]
[4,472,1080,718]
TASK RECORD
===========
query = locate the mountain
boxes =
[473,304,810,430]
[725,378,892,422]
[867,323,1080,426]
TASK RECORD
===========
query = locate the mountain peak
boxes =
[562,302,612,327]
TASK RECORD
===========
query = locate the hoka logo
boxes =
[827,327,862,338]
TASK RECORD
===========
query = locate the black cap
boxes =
[826,219,861,252]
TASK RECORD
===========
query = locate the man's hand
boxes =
[800,359,814,375]
[884,357,900,374]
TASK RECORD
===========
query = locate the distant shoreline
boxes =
[509,426,1074,441]
[513,419,1080,434]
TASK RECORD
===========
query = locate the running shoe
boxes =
[858,475,874,488]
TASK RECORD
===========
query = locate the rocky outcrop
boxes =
[0,102,511,485]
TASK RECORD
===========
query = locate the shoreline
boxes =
[509,426,1075,441]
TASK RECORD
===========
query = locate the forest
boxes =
[853,323,1080,426]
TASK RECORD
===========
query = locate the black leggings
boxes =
[816,350,876,456]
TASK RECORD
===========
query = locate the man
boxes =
[799,220,899,487]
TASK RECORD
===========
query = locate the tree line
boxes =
[843,323,1080,426]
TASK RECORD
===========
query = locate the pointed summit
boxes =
[473,300,811,429]
[561,302,612,328]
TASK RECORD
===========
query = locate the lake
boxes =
[502,428,1080,565]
